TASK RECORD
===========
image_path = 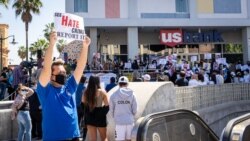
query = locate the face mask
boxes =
[20,90,27,95]
[53,74,66,85]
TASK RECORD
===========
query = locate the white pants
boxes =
[115,124,134,140]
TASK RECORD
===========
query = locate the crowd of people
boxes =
[1,31,250,141]
[78,57,250,87]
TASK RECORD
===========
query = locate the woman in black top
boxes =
[82,76,109,141]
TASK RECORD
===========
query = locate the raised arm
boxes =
[73,36,91,84]
[39,32,57,87]
[24,86,34,97]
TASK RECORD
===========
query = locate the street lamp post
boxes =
[0,35,17,70]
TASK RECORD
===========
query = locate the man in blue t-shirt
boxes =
[36,31,91,141]
[105,77,117,92]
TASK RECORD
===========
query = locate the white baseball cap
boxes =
[142,74,151,81]
[118,76,129,84]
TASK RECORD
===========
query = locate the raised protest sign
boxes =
[55,12,85,41]
[158,59,167,65]
[124,63,132,69]
[99,73,117,87]
[191,56,197,62]
[216,58,227,65]
[204,53,212,60]
[84,73,117,88]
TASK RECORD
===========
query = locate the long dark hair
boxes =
[84,75,101,110]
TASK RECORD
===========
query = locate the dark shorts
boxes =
[85,106,109,127]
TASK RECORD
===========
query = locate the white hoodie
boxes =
[109,87,138,125]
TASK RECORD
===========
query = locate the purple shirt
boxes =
[12,66,26,86]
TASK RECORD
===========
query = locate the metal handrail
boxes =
[0,91,16,101]
[221,113,250,141]
[132,109,219,141]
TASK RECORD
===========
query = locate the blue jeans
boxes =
[17,111,32,141]
[0,82,7,100]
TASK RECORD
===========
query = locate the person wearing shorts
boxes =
[110,76,138,141]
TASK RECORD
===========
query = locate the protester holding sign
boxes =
[36,30,91,140]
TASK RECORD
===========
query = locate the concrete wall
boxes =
[242,27,250,63]
[66,0,128,19]
[0,101,17,140]
[197,0,248,18]
[0,109,18,140]
[0,101,13,109]
[137,0,176,15]
[198,101,250,135]
[65,0,250,27]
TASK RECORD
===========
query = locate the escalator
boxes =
[221,113,250,141]
[132,109,219,141]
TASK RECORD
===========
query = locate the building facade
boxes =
[0,24,9,68]
[66,0,250,63]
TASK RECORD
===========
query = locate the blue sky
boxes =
[0,0,65,65]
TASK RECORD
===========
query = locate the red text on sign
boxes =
[61,15,79,28]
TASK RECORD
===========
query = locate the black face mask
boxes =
[53,74,66,85]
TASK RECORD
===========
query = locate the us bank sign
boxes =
[160,29,224,47]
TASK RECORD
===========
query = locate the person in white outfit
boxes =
[215,71,224,84]
[109,76,138,141]
[188,74,199,86]
[243,69,250,83]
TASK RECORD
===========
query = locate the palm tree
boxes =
[29,38,48,58]
[0,0,9,8]
[43,22,54,41]
[12,0,43,61]
[43,23,66,53]
[18,45,26,61]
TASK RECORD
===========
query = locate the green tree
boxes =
[225,44,243,53]
[29,38,48,57]
[0,0,9,8]
[12,0,43,61]
[43,22,54,41]
[43,23,67,53]
[18,45,26,61]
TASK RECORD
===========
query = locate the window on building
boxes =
[176,0,189,13]
[213,0,241,13]
[74,0,88,12]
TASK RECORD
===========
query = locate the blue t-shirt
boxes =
[105,83,117,92]
[36,76,80,140]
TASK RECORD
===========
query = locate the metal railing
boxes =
[0,91,16,101]
[175,83,250,110]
